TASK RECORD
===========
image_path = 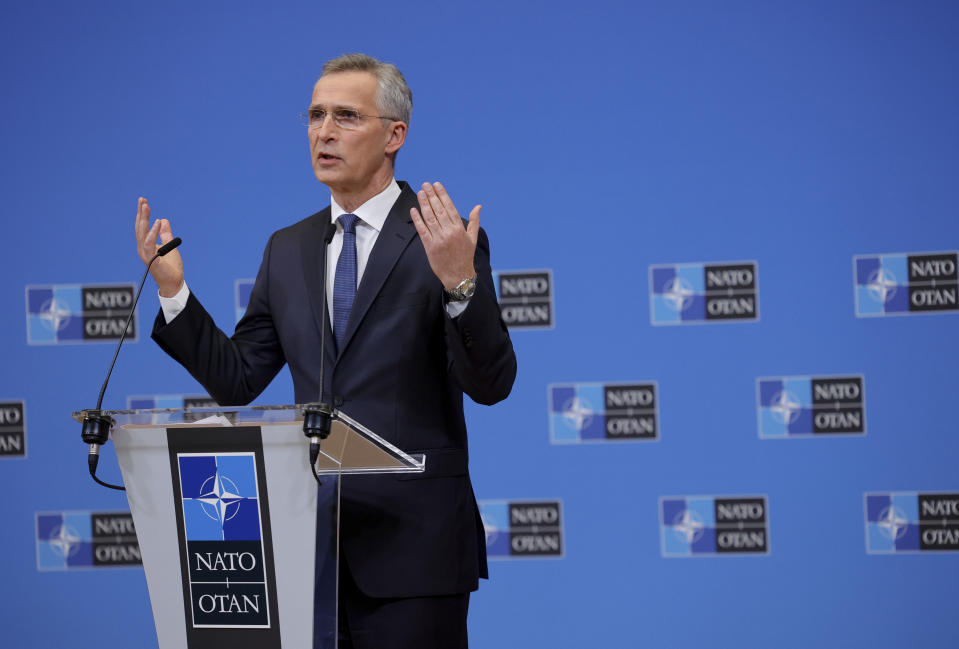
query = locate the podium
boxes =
[72,405,425,649]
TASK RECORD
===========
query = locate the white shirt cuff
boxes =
[159,282,191,324]
[445,298,469,319]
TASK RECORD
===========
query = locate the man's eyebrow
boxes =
[308,103,358,111]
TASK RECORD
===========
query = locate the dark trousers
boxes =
[337,558,470,649]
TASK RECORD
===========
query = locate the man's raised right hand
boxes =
[134,197,184,298]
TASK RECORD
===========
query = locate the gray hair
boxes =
[321,53,412,125]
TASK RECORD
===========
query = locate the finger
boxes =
[410,207,432,240]
[432,182,461,226]
[158,219,173,245]
[142,219,160,256]
[422,183,448,230]
[417,188,440,227]
[135,197,150,241]
[466,205,481,244]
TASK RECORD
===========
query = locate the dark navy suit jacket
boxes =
[152,181,517,598]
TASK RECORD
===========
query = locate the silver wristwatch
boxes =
[445,275,477,302]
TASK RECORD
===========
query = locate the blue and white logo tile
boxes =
[479,499,563,559]
[179,454,262,543]
[177,452,271,627]
[854,252,957,316]
[865,491,959,554]
[26,284,137,344]
[36,511,140,570]
[36,512,94,571]
[660,495,769,557]
[757,375,865,437]
[649,261,759,325]
[549,382,658,443]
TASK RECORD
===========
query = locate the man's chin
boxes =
[312,168,341,187]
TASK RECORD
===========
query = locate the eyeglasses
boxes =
[300,107,398,131]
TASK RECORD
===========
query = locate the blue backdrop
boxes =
[2,1,958,647]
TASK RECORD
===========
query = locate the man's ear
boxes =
[385,121,407,155]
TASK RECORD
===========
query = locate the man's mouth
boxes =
[317,152,340,162]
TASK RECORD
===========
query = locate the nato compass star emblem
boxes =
[561,396,594,432]
[38,297,71,332]
[866,268,898,304]
[877,506,909,540]
[48,523,82,559]
[672,509,705,544]
[194,473,244,524]
[662,277,694,312]
[769,390,802,425]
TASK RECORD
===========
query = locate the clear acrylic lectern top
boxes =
[72,404,425,476]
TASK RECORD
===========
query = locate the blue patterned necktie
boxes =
[332,213,359,347]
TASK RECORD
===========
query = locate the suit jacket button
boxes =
[334,396,344,407]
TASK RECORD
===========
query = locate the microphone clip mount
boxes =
[302,402,333,441]
[302,402,333,485]
[81,409,113,447]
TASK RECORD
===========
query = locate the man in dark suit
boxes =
[134,53,516,648]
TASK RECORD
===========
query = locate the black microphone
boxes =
[156,237,182,257]
[303,221,337,484]
[81,236,183,490]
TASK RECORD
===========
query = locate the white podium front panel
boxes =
[113,423,319,649]
[73,405,426,649]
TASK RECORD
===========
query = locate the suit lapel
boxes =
[300,207,337,369]
[336,183,418,359]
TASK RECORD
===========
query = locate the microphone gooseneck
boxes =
[303,221,337,485]
[81,237,183,491]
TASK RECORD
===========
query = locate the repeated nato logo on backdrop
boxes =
[129,395,219,410]
[25,284,137,344]
[21,240,958,601]
[865,492,959,554]
[0,400,26,458]
[129,394,223,423]
[480,500,564,559]
[757,375,865,438]
[495,270,554,329]
[548,382,658,443]
[36,511,141,570]
[660,496,770,557]
[239,272,559,329]
[649,261,759,325]
[854,251,958,317]
[174,452,272,626]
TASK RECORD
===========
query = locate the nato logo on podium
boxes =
[176,453,272,627]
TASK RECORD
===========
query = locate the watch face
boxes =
[448,276,476,301]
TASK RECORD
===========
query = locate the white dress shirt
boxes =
[160,178,468,323]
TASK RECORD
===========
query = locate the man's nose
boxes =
[310,128,334,155]
[312,113,338,139]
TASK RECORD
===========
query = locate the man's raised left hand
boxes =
[410,182,480,290]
